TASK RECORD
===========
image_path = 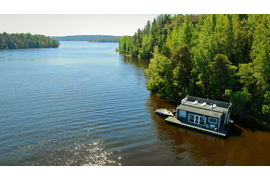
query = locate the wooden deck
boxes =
[165,116,232,137]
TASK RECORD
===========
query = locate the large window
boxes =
[188,113,206,126]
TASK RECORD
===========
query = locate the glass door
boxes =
[188,114,205,126]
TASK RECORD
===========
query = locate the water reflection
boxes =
[11,141,121,166]
[120,56,150,69]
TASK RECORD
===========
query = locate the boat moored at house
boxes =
[165,95,234,137]
[155,108,174,117]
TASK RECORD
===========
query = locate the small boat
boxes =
[155,108,174,116]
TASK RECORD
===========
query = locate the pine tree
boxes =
[171,44,192,98]
[145,46,174,99]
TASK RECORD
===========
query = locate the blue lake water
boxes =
[1,41,270,166]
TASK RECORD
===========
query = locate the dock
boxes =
[165,116,233,137]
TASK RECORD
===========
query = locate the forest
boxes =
[118,14,270,125]
[0,32,59,50]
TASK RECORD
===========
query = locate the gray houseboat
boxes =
[165,95,234,137]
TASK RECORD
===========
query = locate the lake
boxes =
[1,41,270,166]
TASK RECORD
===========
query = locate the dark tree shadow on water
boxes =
[227,125,243,137]
[232,114,270,133]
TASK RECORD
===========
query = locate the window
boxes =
[179,110,186,118]
[188,113,206,126]
[200,116,206,126]
[188,114,194,123]
[209,117,218,124]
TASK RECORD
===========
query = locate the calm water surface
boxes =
[1,41,270,166]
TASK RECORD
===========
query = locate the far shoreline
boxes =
[87,41,118,43]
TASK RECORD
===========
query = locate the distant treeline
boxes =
[50,35,121,42]
[119,14,270,125]
[0,32,59,50]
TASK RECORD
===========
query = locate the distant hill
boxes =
[50,35,121,42]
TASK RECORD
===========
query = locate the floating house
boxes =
[165,95,234,137]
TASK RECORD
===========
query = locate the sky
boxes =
[0,14,160,37]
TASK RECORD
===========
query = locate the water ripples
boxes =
[0,42,160,166]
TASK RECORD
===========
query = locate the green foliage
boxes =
[0,32,59,50]
[121,14,270,124]
[119,35,132,55]
[145,46,175,99]
[262,91,270,117]
[171,44,192,97]
[209,54,236,100]
[118,14,198,59]
[225,87,252,114]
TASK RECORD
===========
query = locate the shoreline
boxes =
[87,41,118,43]
[0,46,59,50]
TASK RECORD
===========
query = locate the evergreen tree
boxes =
[145,46,174,99]
[0,32,59,50]
[171,44,192,98]
[120,14,270,124]
[209,54,237,100]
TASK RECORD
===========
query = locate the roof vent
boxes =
[193,100,198,105]
[201,102,206,106]
[210,104,217,108]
